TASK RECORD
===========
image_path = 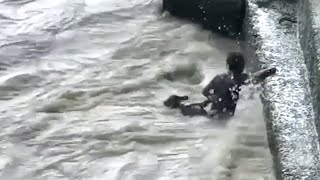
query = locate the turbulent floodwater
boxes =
[0,0,275,179]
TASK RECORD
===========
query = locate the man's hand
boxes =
[207,95,218,102]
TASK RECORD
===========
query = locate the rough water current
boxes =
[0,0,275,179]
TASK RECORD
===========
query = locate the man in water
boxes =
[163,52,276,119]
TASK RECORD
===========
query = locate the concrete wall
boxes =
[162,0,246,37]
[298,0,320,136]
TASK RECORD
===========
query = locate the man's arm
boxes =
[188,100,210,108]
[202,80,214,97]
[251,67,277,83]
[241,73,250,85]
[241,67,277,85]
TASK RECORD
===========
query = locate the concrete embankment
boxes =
[162,0,320,179]
[243,0,320,179]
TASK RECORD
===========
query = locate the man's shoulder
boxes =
[211,73,235,88]
[212,72,230,81]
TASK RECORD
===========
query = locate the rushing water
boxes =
[0,0,275,179]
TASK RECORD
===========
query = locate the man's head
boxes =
[226,52,245,74]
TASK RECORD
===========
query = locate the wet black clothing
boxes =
[202,72,249,116]
[163,72,249,118]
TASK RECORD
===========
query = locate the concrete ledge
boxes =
[243,0,320,179]
[298,0,320,135]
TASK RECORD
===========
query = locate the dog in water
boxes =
[163,52,277,119]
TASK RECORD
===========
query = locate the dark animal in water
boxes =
[163,95,189,108]
[164,94,209,116]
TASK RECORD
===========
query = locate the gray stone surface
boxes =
[243,0,320,179]
[298,0,320,135]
